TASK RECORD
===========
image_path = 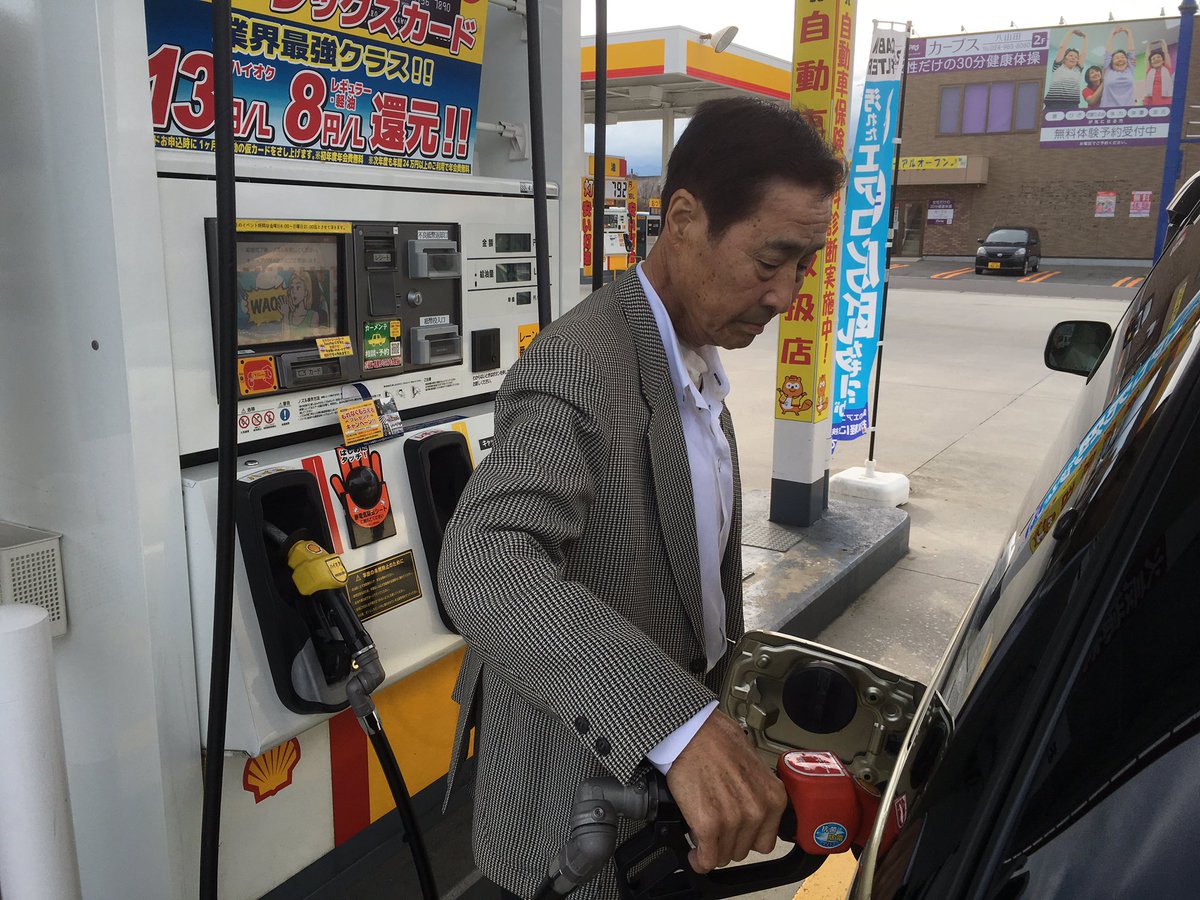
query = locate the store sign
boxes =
[927,199,955,225]
[143,0,488,173]
[1040,18,1175,148]
[907,29,1048,75]
[777,0,855,425]
[899,156,966,171]
[831,24,905,443]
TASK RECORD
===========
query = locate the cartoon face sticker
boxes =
[777,374,814,415]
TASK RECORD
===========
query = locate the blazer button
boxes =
[594,736,612,756]
[689,658,707,675]
[574,716,590,734]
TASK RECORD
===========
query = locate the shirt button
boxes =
[574,716,590,734]
[594,736,612,756]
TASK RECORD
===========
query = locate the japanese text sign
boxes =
[907,29,1048,75]
[778,0,854,425]
[832,24,906,443]
[144,0,488,173]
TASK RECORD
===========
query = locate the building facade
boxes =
[894,16,1200,260]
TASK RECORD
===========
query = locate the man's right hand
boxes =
[664,709,788,874]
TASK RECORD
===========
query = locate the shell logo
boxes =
[243,738,302,803]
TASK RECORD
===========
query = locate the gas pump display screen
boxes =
[495,262,532,284]
[495,232,531,253]
[235,236,341,348]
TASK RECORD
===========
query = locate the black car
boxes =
[827,172,1200,897]
[716,172,1200,900]
[975,226,1041,275]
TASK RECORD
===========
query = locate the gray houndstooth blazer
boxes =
[438,270,745,898]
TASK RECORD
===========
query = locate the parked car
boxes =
[835,171,1200,897]
[975,226,1041,275]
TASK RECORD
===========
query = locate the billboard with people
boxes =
[1041,18,1178,147]
[908,18,1180,149]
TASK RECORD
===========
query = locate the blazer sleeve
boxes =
[438,332,716,782]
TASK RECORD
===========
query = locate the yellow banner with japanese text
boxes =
[777,0,854,423]
[899,156,966,171]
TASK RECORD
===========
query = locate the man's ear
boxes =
[663,188,704,243]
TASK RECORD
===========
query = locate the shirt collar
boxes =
[636,263,730,409]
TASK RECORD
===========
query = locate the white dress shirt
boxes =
[637,263,735,772]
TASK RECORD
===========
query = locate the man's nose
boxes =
[763,272,802,315]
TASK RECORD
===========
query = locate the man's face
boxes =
[668,180,832,350]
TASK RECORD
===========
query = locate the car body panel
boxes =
[850,181,1200,899]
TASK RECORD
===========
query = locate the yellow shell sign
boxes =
[243,738,302,803]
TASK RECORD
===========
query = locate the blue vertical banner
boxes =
[832,25,906,442]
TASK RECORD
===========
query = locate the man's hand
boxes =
[665,709,787,874]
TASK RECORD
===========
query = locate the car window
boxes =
[985,229,1029,243]
[1110,195,1200,395]
[988,400,1200,898]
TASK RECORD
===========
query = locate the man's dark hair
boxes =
[661,97,844,239]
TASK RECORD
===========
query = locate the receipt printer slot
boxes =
[411,324,462,366]
[408,239,461,279]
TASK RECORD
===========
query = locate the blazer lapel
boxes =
[615,272,707,653]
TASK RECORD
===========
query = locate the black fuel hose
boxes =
[199,1,239,897]
[367,723,440,900]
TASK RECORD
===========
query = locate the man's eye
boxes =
[757,259,783,271]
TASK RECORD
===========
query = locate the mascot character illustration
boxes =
[777,374,814,415]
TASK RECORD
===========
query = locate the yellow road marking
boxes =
[1127,276,1145,289]
[1018,270,1060,284]
[931,266,974,279]
[1113,276,1133,287]
[888,263,910,270]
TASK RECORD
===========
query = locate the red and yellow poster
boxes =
[776,0,854,423]
[144,0,488,173]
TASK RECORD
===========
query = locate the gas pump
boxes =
[0,1,582,899]
[603,205,632,258]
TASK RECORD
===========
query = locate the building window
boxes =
[938,86,962,134]
[937,80,1044,135]
[962,84,989,134]
[1015,81,1041,131]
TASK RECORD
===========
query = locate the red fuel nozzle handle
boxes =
[776,750,905,857]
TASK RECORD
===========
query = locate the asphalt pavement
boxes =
[888,256,1149,300]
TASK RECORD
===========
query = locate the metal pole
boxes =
[200,1,238,897]
[591,0,607,292]
[1155,0,1198,259]
[525,0,552,328]
[866,22,911,468]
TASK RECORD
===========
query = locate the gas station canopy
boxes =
[582,27,790,123]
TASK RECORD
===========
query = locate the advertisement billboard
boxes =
[144,0,488,173]
[1040,18,1177,148]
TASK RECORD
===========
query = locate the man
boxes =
[439,97,843,899]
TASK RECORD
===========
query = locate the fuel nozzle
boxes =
[265,522,386,728]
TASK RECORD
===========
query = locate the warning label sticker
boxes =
[346,551,422,621]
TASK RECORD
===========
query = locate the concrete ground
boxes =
[723,287,1129,684]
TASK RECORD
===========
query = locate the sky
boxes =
[581,0,1180,174]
